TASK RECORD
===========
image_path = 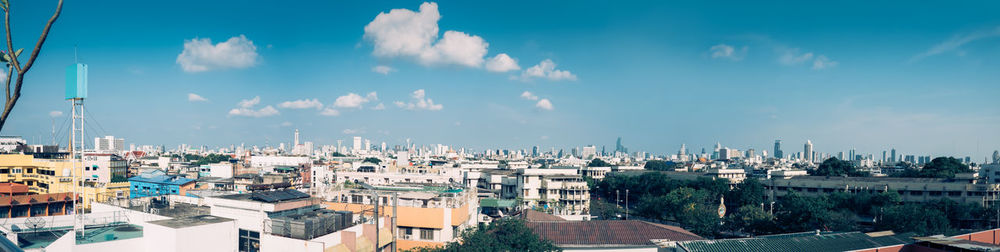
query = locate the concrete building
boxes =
[763,176,1000,205]
[249,156,310,168]
[198,162,234,179]
[502,168,590,217]
[128,170,196,198]
[83,153,127,183]
[324,185,477,251]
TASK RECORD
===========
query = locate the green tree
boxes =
[588,158,610,167]
[726,179,766,208]
[811,158,867,177]
[412,218,560,252]
[726,205,777,236]
[643,160,675,171]
[363,157,382,164]
[775,193,832,232]
[918,157,971,178]
[876,204,950,235]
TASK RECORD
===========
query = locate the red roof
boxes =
[519,210,566,222]
[0,183,29,194]
[0,192,73,206]
[525,220,703,246]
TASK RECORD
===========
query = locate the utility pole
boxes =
[625,189,629,220]
[374,192,379,252]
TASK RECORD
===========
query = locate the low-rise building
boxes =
[128,170,195,198]
[503,168,590,217]
[323,184,477,251]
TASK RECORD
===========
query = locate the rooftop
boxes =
[676,231,915,252]
[147,215,234,229]
[525,220,702,247]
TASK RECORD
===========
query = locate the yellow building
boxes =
[0,154,130,209]
[324,186,478,251]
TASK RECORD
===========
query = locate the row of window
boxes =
[0,168,55,176]
[768,186,989,197]
[400,227,434,240]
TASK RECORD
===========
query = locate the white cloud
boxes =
[278,98,323,110]
[395,89,443,111]
[778,48,814,65]
[812,55,838,70]
[176,35,259,72]
[521,59,576,81]
[280,121,293,127]
[319,108,340,116]
[535,98,554,111]
[342,128,366,134]
[49,111,63,117]
[372,65,395,75]
[520,91,538,101]
[372,103,386,110]
[228,96,278,117]
[333,92,378,108]
[188,93,208,102]
[485,53,520,72]
[710,44,746,61]
[237,96,261,108]
[912,26,1000,62]
[363,2,490,68]
[228,106,278,118]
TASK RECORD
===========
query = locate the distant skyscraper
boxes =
[804,140,813,163]
[679,144,686,156]
[352,136,362,151]
[773,140,783,159]
[294,129,300,147]
[993,150,999,164]
[532,146,539,157]
[615,137,623,153]
[890,148,897,163]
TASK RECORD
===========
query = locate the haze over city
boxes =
[0,1,996,160]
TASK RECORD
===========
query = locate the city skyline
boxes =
[1,0,997,159]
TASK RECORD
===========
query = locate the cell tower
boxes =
[66,62,87,236]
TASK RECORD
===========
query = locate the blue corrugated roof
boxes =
[128,175,194,185]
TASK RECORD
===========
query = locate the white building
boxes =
[502,168,590,217]
[249,156,310,168]
[83,153,128,183]
[94,135,125,152]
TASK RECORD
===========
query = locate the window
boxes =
[910,191,923,196]
[239,229,260,252]
[948,191,962,197]
[420,228,434,240]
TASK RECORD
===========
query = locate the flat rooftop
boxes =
[126,202,210,218]
[148,215,234,229]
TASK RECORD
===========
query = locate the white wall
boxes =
[143,219,238,252]
[260,233,324,252]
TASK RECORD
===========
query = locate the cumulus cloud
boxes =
[228,96,279,117]
[372,103,386,110]
[710,44,747,61]
[521,59,576,81]
[49,111,63,117]
[364,2,499,69]
[812,55,839,70]
[280,121,293,127]
[395,89,443,111]
[333,92,378,108]
[176,35,259,72]
[188,93,208,102]
[778,48,814,65]
[520,91,539,101]
[372,65,395,75]
[319,108,340,116]
[278,98,323,110]
[485,53,520,72]
[535,99,554,111]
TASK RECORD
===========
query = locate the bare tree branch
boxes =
[0,0,63,133]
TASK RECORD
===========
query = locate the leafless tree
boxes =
[0,0,64,132]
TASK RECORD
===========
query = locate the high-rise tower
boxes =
[773,140,783,159]
[804,140,813,163]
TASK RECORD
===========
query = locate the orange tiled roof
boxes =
[0,192,73,206]
[0,183,29,194]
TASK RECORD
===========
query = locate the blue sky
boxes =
[3,1,999,160]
